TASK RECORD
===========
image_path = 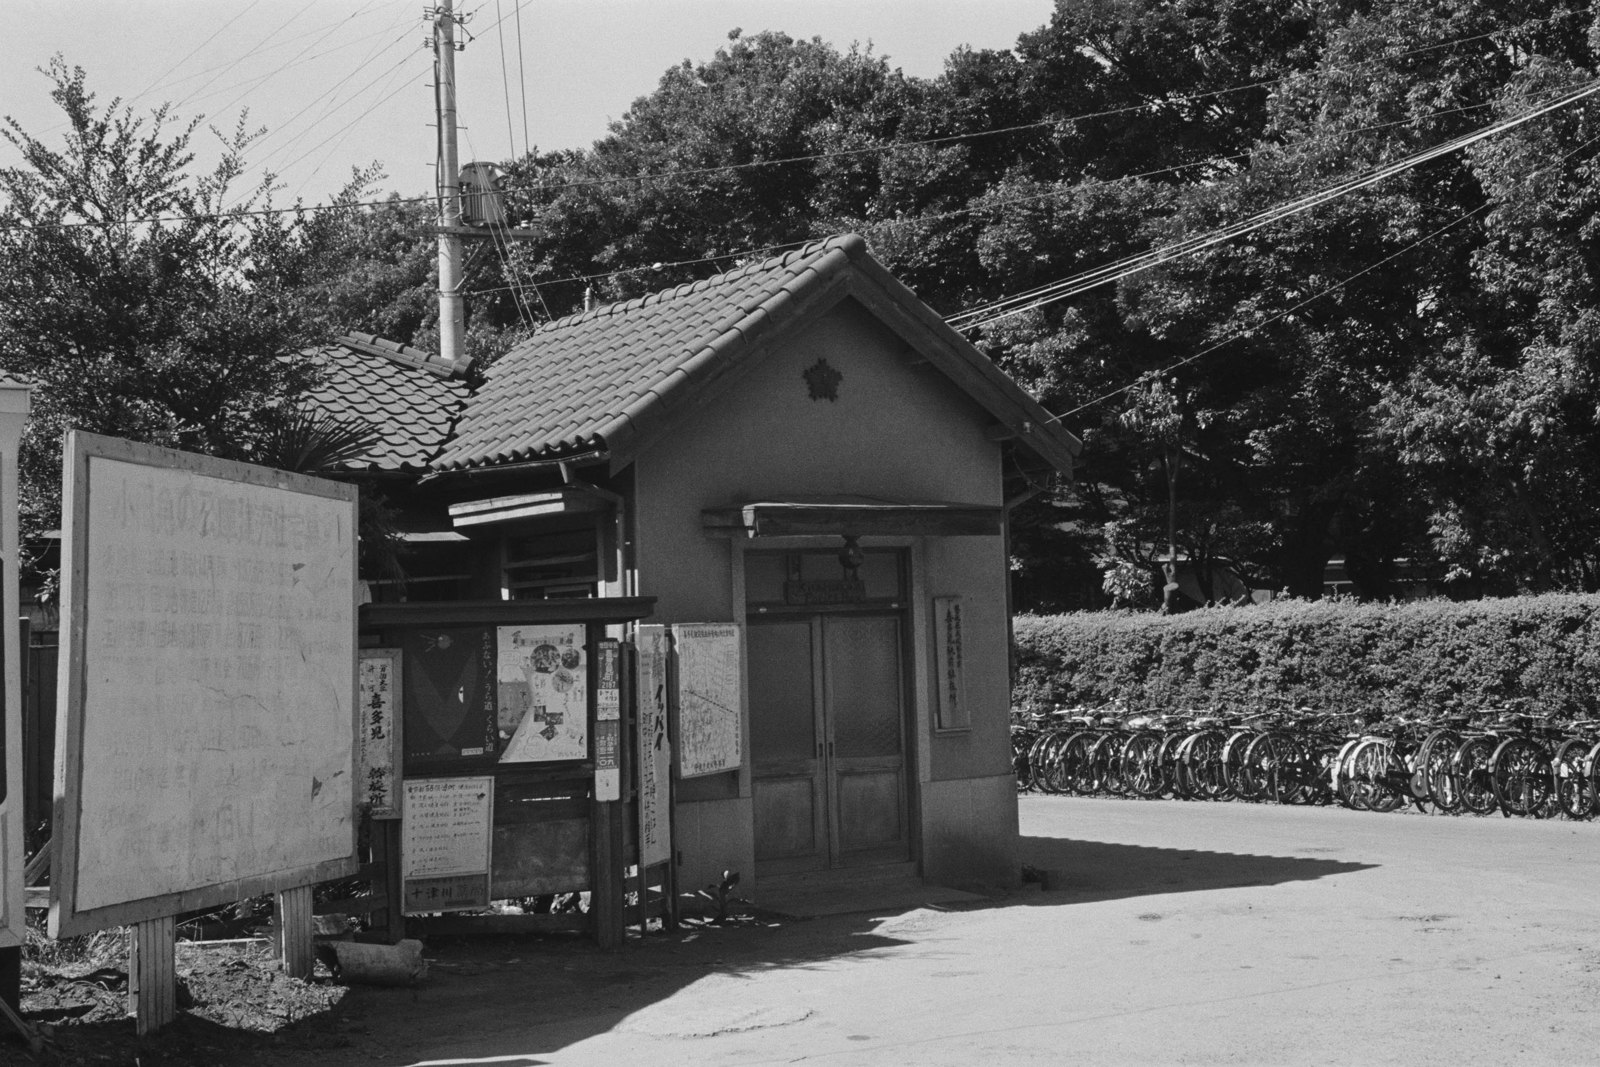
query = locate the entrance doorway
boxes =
[748,612,910,875]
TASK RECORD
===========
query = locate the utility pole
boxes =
[434,0,466,372]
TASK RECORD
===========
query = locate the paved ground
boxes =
[262,796,1600,1066]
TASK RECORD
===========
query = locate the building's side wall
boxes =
[632,297,1019,892]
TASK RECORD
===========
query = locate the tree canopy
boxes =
[12,3,1600,606]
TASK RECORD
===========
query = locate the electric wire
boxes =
[461,126,547,326]
[948,77,1600,332]
[1043,130,1600,428]
[3,25,1588,245]
[130,0,263,105]
[514,0,530,159]
[496,1,517,157]
[455,86,1567,301]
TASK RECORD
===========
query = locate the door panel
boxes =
[824,615,909,867]
[835,770,904,852]
[750,611,909,874]
[749,620,826,872]
[754,777,821,858]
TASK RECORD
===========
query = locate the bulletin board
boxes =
[51,432,360,938]
[672,623,743,779]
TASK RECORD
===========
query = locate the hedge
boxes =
[1012,593,1600,722]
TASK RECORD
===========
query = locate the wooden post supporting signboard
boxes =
[274,885,315,979]
[128,916,176,1036]
[0,381,30,1024]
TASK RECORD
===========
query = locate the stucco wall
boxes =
[631,295,1018,891]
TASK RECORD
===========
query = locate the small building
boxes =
[316,234,1080,903]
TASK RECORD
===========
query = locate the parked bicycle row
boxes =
[1012,704,1600,818]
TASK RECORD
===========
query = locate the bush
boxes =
[1012,594,1600,721]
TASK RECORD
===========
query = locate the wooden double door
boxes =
[749,612,910,874]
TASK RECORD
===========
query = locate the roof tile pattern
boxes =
[302,334,472,471]
[432,235,864,470]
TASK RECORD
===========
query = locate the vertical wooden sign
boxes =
[933,595,969,730]
[358,649,403,818]
[593,639,621,801]
[635,626,672,868]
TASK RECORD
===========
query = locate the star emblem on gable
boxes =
[803,358,843,401]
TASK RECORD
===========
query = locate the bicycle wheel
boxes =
[1587,740,1600,817]
[1120,733,1166,798]
[1490,737,1555,818]
[1453,736,1499,816]
[1350,739,1405,813]
[1222,729,1259,800]
[1155,732,1186,797]
[1094,732,1130,796]
[1418,728,1462,812]
[1331,737,1367,810]
[1242,732,1308,804]
[1028,732,1065,794]
[1552,738,1595,819]
[1061,731,1101,795]
[1177,730,1230,801]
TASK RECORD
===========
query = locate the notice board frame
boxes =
[359,598,655,918]
[51,432,361,938]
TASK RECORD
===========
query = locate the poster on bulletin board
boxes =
[496,623,587,762]
[672,622,742,778]
[400,627,497,768]
[401,776,493,913]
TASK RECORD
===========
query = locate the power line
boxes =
[455,90,1556,301]
[495,0,517,158]
[1043,130,1600,428]
[130,0,263,105]
[947,78,1600,332]
[3,42,1587,253]
[514,0,530,159]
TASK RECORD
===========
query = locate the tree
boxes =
[0,60,333,543]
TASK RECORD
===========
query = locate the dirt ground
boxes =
[13,795,1600,1065]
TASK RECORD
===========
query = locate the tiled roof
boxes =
[432,234,1081,474]
[301,334,472,472]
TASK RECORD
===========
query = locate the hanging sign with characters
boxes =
[496,623,587,762]
[357,649,404,818]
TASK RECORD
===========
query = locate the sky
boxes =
[1,0,1058,207]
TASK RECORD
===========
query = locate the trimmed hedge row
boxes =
[1012,594,1600,722]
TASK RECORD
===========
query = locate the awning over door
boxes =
[702,497,1002,538]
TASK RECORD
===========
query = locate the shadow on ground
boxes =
[1016,835,1376,905]
[12,838,1380,1065]
[13,912,918,1067]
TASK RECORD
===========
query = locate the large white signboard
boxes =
[672,622,742,779]
[51,432,360,937]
